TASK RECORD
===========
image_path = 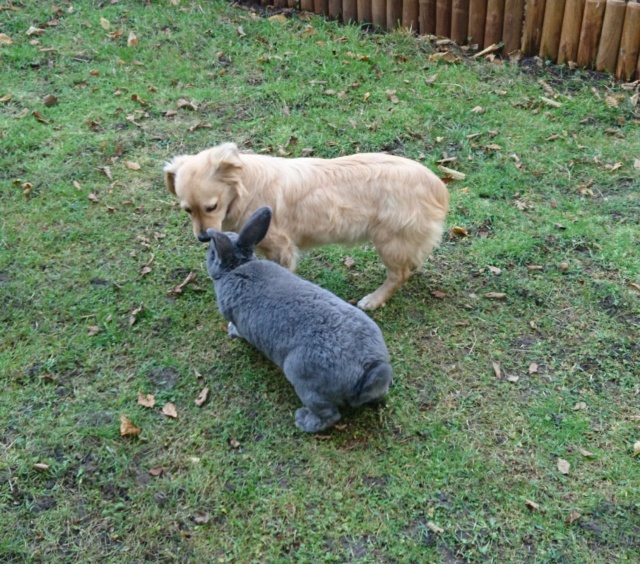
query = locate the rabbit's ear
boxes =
[210,231,235,263]
[237,207,272,251]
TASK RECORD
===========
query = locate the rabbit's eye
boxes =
[205,204,218,213]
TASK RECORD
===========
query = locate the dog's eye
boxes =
[205,204,218,213]
[184,208,192,214]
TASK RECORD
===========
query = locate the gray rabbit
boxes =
[202,206,393,433]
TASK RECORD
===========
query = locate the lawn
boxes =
[0,0,639,561]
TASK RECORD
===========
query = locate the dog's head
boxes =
[164,143,247,241]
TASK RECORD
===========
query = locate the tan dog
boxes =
[164,143,449,310]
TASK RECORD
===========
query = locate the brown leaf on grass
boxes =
[228,438,241,449]
[634,158,640,170]
[492,361,501,379]
[431,290,447,299]
[194,387,209,407]
[488,266,501,276]
[192,511,210,525]
[426,521,444,534]
[506,375,519,383]
[120,415,141,436]
[131,93,147,105]
[527,265,543,271]
[438,165,466,180]
[32,111,49,124]
[525,499,540,511]
[148,466,163,477]
[484,292,506,299]
[108,29,124,40]
[559,262,570,272]
[470,106,485,114]
[541,96,561,108]
[529,362,538,374]
[545,134,560,142]
[162,402,178,419]
[634,441,640,456]
[188,122,212,133]
[268,14,288,23]
[88,193,100,203]
[125,161,141,171]
[99,166,113,180]
[100,17,110,30]
[566,511,582,525]
[34,463,50,472]
[343,256,355,269]
[557,458,570,475]
[87,325,100,336]
[485,144,502,151]
[168,271,196,296]
[177,98,198,111]
[629,282,640,292]
[386,89,399,104]
[139,253,154,277]
[236,25,246,37]
[129,303,144,326]
[0,33,13,45]
[451,226,468,237]
[22,182,33,196]
[579,448,594,458]
[573,402,587,411]
[0,93,12,103]
[127,31,139,47]
[26,26,45,36]
[425,74,438,85]
[137,391,156,408]
[43,94,58,107]
[553,222,566,230]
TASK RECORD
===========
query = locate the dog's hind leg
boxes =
[258,229,299,271]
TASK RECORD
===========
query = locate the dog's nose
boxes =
[197,232,211,243]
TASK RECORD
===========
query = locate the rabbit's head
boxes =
[201,206,272,280]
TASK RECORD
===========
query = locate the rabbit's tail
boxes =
[350,360,393,407]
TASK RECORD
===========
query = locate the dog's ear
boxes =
[164,156,188,195]
[210,231,235,263]
[211,143,242,175]
[237,207,272,251]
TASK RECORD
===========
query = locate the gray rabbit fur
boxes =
[202,206,393,432]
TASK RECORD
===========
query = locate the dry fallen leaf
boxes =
[0,33,13,45]
[0,93,12,103]
[557,458,570,475]
[628,282,640,292]
[527,265,543,271]
[148,466,163,477]
[177,98,198,111]
[488,266,502,276]
[426,521,444,534]
[32,111,49,124]
[129,303,144,326]
[87,325,100,336]
[363,92,370,102]
[194,387,209,407]
[438,165,466,180]
[506,375,519,383]
[100,17,110,30]
[43,94,58,107]
[88,193,100,203]
[579,448,594,458]
[573,402,587,411]
[137,391,156,408]
[541,96,561,108]
[228,438,241,449]
[431,290,447,299]
[528,362,538,374]
[492,361,501,379]
[634,441,640,456]
[451,226,468,237]
[525,499,540,511]
[120,415,141,436]
[484,292,506,299]
[26,26,45,36]
[634,158,640,170]
[162,402,178,419]
[470,106,485,114]
[168,271,196,296]
[559,262,570,272]
[125,161,141,171]
[192,511,210,525]
[127,31,139,47]
[33,463,50,472]
[386,89,399,104]
[566,511,581,525]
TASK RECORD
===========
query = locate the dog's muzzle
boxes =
[197,232,211,243]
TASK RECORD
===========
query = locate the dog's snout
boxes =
[197,232,211,243]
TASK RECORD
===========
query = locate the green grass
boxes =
[1,1,639,561]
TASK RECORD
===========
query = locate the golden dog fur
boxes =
[164,143,449,310]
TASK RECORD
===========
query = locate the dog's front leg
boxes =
[258,230,299,271]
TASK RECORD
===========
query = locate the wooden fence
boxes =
[267,0,640,80]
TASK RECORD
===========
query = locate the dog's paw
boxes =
[357,293,386,311]
[227,322,241,339]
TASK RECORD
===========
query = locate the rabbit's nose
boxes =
[198,232,211,243]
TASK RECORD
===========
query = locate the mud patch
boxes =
[147,367,181,390]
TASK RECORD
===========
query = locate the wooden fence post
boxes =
[539,0,567,60]
[274,0,288,8]
[314,0,329,15]
[343,0,358,22]
[388,0,403,28]
[469,0,488,46]
[358,0,373,22]
[301,0,315,11]
[577,0,607,68]
[503,0,525,55]
[403,0,420,31]
[435,0,452,36]
[615,1,640,81]
[372,0,387,27]
[595,0,626,73]
[484,0,505,49]
[329,0,342,19]
[419,0,437,34]
[522,0,547,55]
[451,0,469,44]
[558,0,586,65]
